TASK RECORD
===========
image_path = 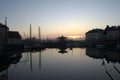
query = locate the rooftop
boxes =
[0,23,9,29]
[104,25,120,34]
[86,29,104,34]
[8,31,22,39]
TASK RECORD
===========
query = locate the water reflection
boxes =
[23,50,42,72]
[30,52,33,72]
[0,48,120,80]
[0,51,22,80]
[58,47,67,54]
[86,48,120,63]
[39,51,41,70]
[29,50,42,71]
[86,48,120,80]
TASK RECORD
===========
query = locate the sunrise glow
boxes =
[0,0,120,39]
[67,35,80,39]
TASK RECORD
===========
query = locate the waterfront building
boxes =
[8,31,22,44]
[0,23,9,45]
[104,25,120,41]
[85,25,120,42]
[0,23,22,46]
[85,29,104,42]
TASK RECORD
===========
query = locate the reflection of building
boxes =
[85,29,104,42]
[86,48,120,63]
[86,48,105,59]
[0,51,22,80]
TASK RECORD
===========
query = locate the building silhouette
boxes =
[86,25,120,42]
[86,29,104,42]
[8,31,22,44]
[0,23,22,45]
[0,23,9,45]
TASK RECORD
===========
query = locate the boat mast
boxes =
[5,17,7,26]
[5,17,8,44]
[38,26,41,43]
[30,24,32,40]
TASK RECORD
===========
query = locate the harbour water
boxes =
[0,48,120,80]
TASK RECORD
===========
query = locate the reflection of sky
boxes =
[0,0,120,38]
[8,48,120,80]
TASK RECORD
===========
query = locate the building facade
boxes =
[85,29,104,42]
[0,23,22,45]
[0,23,9,45]
[86,25,120,42]
[104,25,120,41]
[8,31,22,44]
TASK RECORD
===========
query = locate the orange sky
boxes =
[1,0,120,39]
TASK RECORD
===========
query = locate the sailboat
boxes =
[24,25,45,50]
[32,26,45,49]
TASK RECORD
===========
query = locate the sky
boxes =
[0,0,120,39]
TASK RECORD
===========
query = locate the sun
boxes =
[67,35,80,39]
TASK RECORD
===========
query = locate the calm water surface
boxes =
[0,48,120,80]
